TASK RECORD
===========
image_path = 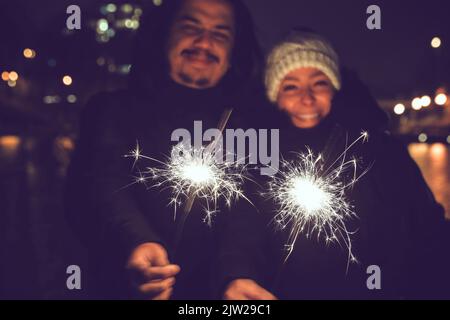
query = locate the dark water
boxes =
[408,143,450,220]
[0,136,449,298]
[0,135,82,299]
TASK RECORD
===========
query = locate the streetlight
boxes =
[435,93,447,106]
[431,37,441,49]
[63,75,73,86]
[418,133,428,143]
[412,97,422,110]
[1,71,9,81]
[8,71,19,81]
[394,103,405,115]
[23,48,36,59]
[420,95,431,107]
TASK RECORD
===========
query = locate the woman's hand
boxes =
[223,279,277,300]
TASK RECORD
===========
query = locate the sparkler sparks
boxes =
[125,142,248,226]
[267,131,370,268]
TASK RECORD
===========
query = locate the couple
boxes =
[66,0,448,300]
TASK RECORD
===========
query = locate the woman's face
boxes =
[276,67,335,129]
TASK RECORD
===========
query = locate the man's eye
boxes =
[180,24,200,34]
[212,31,230,42]
[282,85,297,92]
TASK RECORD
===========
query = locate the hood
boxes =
[331,67,389,132]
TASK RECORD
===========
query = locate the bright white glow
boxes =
[431,37,441,48]
[98,19,109,32]
[421,95,431,107]
[267,132,370,266]
[412,97,422,110]
[63,75,72,86]
[394,103,405,115]
[289,177,330,214]
[181,163,213,185]
[435,93,447,106]
[125,142,248,226]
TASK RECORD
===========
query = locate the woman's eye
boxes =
[314,80,330,87]
[282,85,297,92]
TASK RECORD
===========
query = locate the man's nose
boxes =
[193,31,214,50]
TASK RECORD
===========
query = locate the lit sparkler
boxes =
[124,109,249,226]
[126,142,248,225]
[267,131,370,267]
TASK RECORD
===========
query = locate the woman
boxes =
[219,29,448,299]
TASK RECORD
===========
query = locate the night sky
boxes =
[2,0,450,98]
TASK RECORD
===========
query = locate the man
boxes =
[65,0,261,299]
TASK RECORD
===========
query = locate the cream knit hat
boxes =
[265,29,341,103]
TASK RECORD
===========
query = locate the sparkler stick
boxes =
[182,108,233,215]
[125,108,245,259]
[173,108,233,257]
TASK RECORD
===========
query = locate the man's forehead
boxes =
[176,0,234,27]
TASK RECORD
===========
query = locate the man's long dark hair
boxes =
[130,0,262,95]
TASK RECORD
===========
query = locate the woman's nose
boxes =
[299,88,315,105]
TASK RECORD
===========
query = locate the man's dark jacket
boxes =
[65,77,257,299]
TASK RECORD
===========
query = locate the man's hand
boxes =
[223,279,277,300]
[126,242,180,300]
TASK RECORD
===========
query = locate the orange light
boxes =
[0,136,21,149]
[57,137,75,151]
[430,143,446,158]
[1,71,9,81]
[23,48,35,58]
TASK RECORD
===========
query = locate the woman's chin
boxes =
[291,117,321,129]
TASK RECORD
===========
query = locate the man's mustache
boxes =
[181,48,220,64]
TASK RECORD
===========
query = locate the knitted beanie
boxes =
[265,29,341,103]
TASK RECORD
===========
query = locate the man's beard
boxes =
[178,72,211,88]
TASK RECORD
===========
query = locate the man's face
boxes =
[167,0,235,89]
[277,67,335,129]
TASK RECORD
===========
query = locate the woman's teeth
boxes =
[298,114,319,120]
